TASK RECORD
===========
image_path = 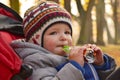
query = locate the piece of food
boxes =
[63,45,70,53]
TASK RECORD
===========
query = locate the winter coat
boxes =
[11,41,116,80]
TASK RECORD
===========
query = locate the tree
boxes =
[76,0,95,45]
[64,0,71,14]
[9,0,20,14]
[112,0,120,44]
[95,0,106,45]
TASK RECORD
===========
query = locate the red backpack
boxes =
[0,3,32,80]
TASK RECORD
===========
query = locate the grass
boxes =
[100,45,120,67]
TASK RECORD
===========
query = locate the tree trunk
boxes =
[96,0,105,45]
[113,0,120,44]
[64,0,71,14]
[9,0,20,14]
[76,0,95,44]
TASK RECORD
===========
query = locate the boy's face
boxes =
[43,23,72,56]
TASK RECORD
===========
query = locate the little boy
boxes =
[11,1,116,80]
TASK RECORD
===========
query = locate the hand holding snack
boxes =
[63,45,96,63]
[63,44,104,65]
[84,44,104,65]
[63,46,85,66]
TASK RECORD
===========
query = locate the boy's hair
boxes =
[23,1,72,46]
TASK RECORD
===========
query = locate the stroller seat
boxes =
[0,3,32,80]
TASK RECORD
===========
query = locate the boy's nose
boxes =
[60,33,67,41]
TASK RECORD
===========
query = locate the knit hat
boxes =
[23,1,72,46]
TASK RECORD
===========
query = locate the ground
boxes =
[100,45,120,67]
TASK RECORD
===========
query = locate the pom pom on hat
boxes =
[23,1,72,46]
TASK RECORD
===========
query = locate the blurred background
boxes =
[0,0,120,66]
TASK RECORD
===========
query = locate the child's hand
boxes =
[63,44,105,66]
[85,44,104,65]
[68,46,85,67]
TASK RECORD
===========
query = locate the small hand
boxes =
[84,44,104,65]
[68,46,85,67]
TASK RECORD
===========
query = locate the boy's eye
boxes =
[65,31,71,35]
[49,31,57,35]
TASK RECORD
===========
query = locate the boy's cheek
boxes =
[68,39,73,46]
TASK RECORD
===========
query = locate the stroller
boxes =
[0,3,32,80]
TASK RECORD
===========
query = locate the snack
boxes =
[63,45,70,53]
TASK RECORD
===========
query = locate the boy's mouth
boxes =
[57,44,68,48]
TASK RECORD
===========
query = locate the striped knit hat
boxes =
[23,1,72,46]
